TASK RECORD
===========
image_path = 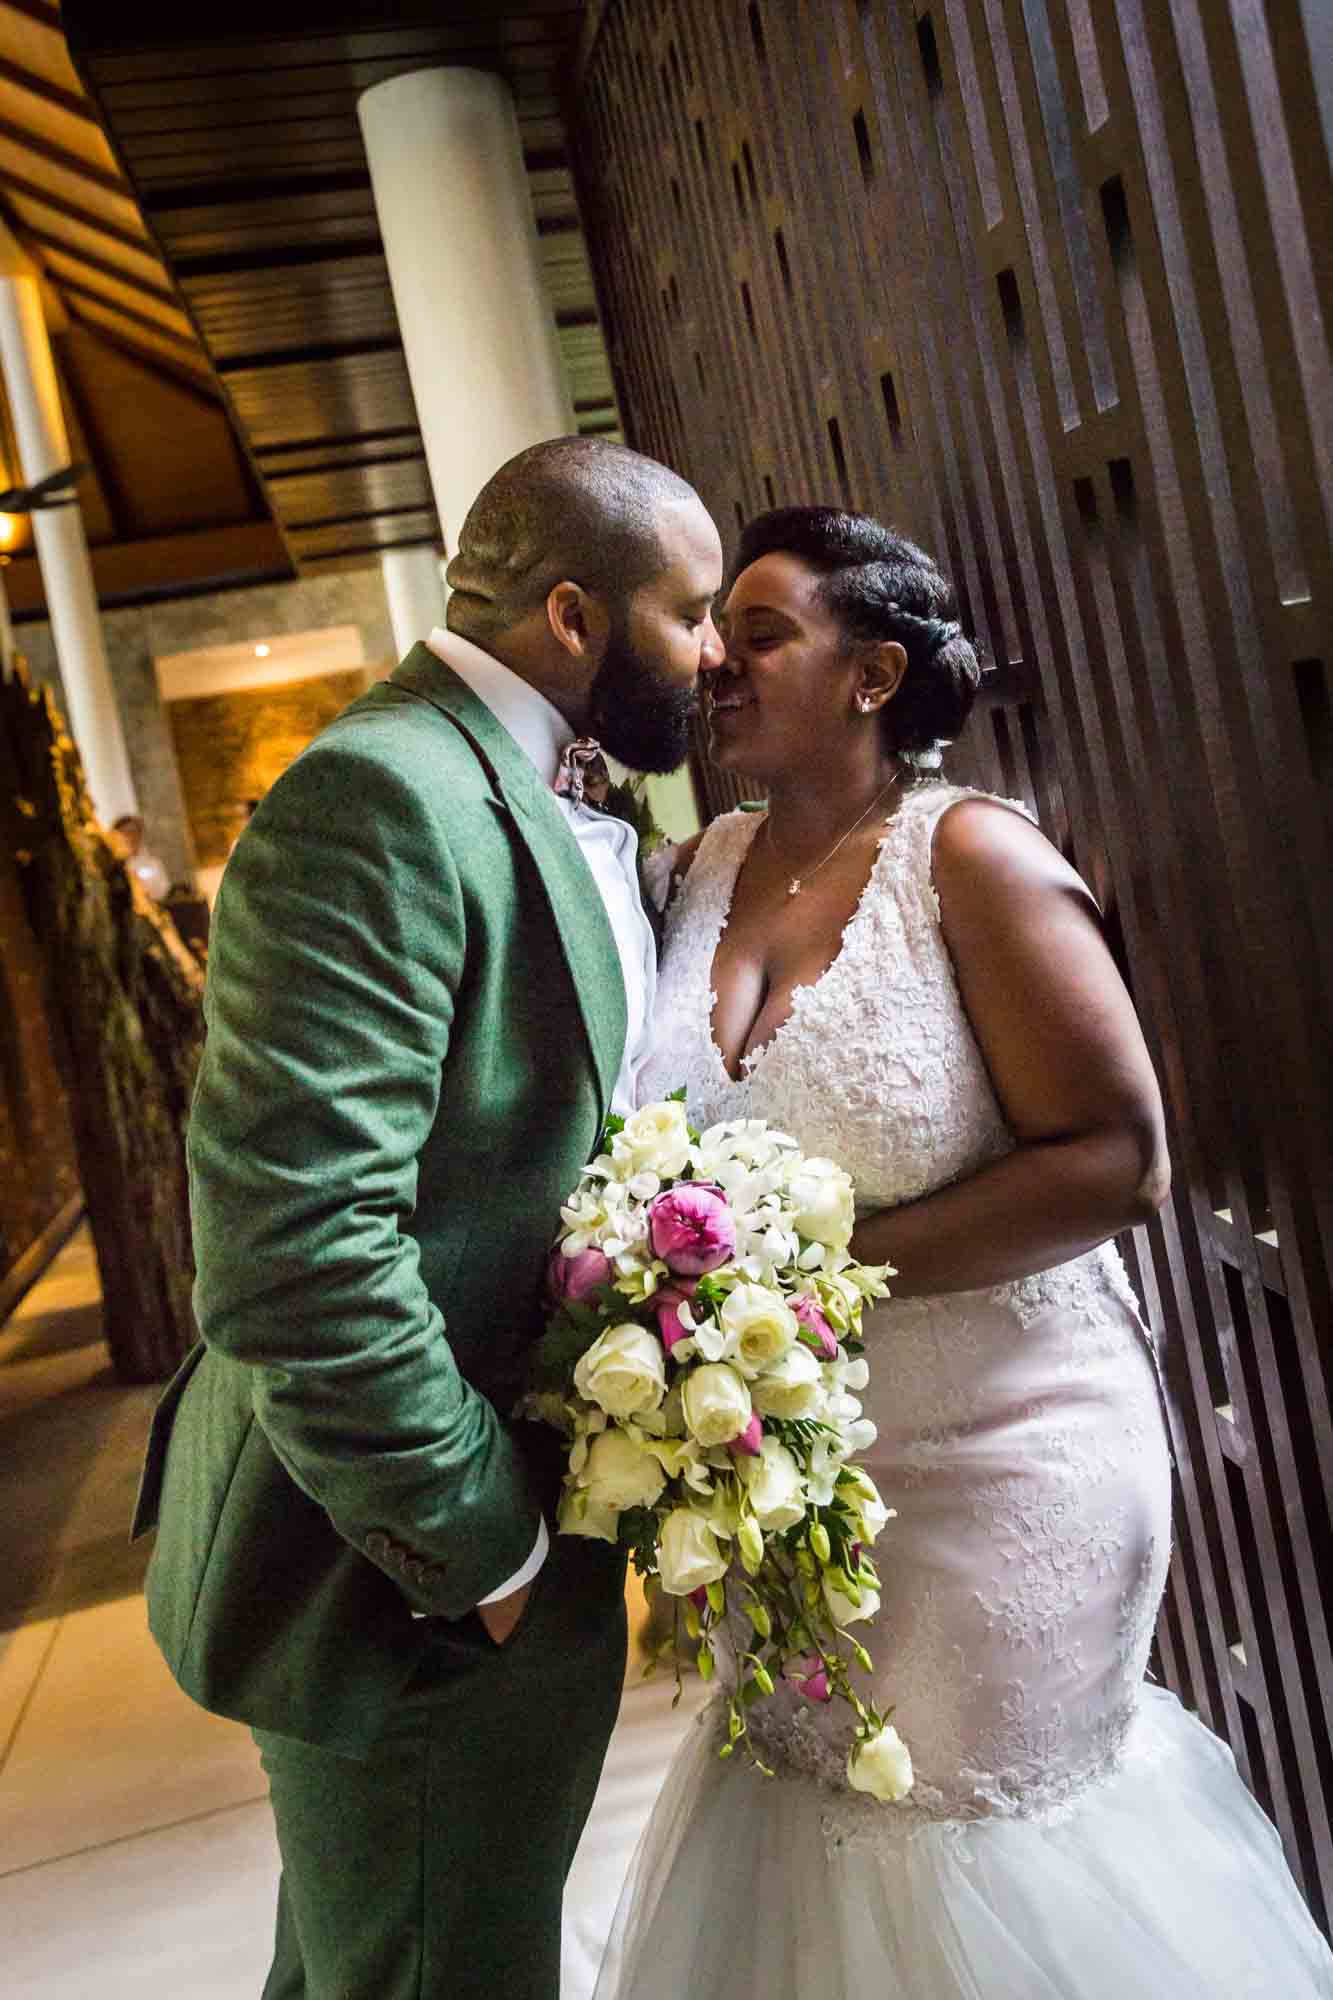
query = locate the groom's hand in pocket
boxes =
[477,1581,533,1646]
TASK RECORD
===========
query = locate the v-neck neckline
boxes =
[704,800,907,1087]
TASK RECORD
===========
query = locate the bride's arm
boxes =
[849,798,1170,1296]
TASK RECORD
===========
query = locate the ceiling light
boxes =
[254,643,271,658]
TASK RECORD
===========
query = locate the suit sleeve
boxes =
[186,733,542,1619]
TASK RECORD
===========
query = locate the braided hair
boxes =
[732,507,981,770]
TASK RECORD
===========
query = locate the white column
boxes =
[0,237,136,824]
[358,68,574,554]
[380,542,448,659]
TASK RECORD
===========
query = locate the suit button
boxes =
[365,1531,390,1561]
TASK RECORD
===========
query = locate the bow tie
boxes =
[553,737,609,810]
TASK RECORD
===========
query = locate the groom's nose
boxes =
[698,620,726,672]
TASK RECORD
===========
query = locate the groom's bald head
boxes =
[445,436,704,644]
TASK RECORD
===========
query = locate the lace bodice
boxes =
[643,785,1013,1206]
[641,782,1171,1830]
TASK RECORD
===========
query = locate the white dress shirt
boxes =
[425,627,658,1603]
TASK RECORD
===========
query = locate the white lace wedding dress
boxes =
[596,784,1333,1998]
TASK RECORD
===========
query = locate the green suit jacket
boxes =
[135,646,628,1754]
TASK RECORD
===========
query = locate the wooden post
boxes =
[0,656,203,1381]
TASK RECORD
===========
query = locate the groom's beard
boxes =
[587,615,697,775]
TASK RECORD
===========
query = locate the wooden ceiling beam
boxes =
[65,5,582,69]
[6,517,293,616]
[215,331,400,376]
[0,166,151,250]
[141,168,370,214]
[102,44,567,120]
[19,226,176,304]
[280,499,435,534]
[173,238,383,279]
[253,423,420,459]
[169,207,579,282]
[0,1,63,32]
[53,271,195,344]
[0,110,129,195]
[138,144,566,217]
[0,52,100,125]
[287,530,440,566]
[263,444,424,481]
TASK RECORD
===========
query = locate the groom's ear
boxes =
[546,581,612,662]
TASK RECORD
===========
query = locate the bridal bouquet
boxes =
[522,1093,914,1799]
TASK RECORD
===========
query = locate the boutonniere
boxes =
[592,770,670,914]
[593,770,667,853]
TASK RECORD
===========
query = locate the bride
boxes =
[597,506,1332,1996]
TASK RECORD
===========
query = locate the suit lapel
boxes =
[390,646,627,1125]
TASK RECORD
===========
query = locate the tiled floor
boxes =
[0,1227,156,1630]
[0,1230,707,1998]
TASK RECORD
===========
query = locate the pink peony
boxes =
[726,1412,764,1457]
[547,1244,613,1304]
[648,1183,736,1276]
[784,1654,833,1704]
[792,1293,839,1360]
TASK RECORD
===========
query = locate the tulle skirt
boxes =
[593,1685,1333,1999]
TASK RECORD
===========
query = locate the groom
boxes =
[134,436,724,1999]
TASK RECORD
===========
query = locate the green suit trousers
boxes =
[255,1530,626,2000]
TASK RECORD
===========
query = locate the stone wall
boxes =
[15,568,397,887]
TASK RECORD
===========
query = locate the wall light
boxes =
[0,513,20,551]
[254,643,271,659]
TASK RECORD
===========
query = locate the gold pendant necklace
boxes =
[764,772,901,897]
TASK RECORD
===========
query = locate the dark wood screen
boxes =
[572,0,1333,1929]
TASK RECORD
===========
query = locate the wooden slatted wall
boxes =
[572,0,1333,1929]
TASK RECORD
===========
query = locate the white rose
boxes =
[848,1724,914,1802]
[785,1158,856,1249]
[557,1489,621,1544]
[616,1100,692,1178]
[839,1466,893,1546]
[751,1344,824,1420]
[823,1568,881,1626]
[574,1322,667,1420]
[581,1429,668,1512]
[657,1507,730,1595]
[721,1283,800,1377]
[738,1437,806,1530]
[681,1362,753,1447]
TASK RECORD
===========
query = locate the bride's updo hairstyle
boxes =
[733,507,982,774]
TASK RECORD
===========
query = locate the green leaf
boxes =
[617,1505,656,1549]
[525,1308,603,1391]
